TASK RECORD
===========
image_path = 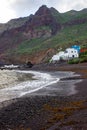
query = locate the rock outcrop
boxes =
[0,5,61,55]
[0,6,87,64]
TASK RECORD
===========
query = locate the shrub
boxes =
[68,58,79,64]
[79,51,87,58]
[79,57,87,63]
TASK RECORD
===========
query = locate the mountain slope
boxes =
[0,5,87,64]
[0,16,30,34]
[0,5,61,55]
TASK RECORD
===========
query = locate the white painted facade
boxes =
[51,51,64,62]
[51,48,79,62]
[64,48,79,59]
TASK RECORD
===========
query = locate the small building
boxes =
[51,48,79,62]
[51,51,65,62]
[64,48,79,59]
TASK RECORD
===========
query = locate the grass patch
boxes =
[10,23,87,56]
[68,51,87,64]
[68,58,79,64]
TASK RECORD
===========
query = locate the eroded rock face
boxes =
[2,48,56,64]
[0,5,61,57]
[23,29,52,39]
[64,18,87,26]
[0,5,87,64]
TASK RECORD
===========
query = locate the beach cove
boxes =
[0,63,87,130]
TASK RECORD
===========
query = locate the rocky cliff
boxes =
[0,5,87,64]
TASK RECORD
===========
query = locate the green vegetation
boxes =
[61,9,87,23]
[36,26,50,31]
[81,44,87,49]
[68,51,87,64]
[50,7,64,23]
[68,58,79,64]
[80,51,87,58]
[15,38,48,54]
[0,16,29,34]
[79,51,87,63]
[13,23,87,55]
[7,8,87,61]
[50,8,87,23]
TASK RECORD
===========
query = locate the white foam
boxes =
[0,70,59,102]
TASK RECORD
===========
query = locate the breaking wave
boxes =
[0,70,59,102]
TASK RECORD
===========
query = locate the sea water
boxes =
[0,70,59,102]
[0,70,81,102]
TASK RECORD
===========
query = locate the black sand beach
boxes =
[0,63,87,130]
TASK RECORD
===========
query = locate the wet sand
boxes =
[0,63,87,130]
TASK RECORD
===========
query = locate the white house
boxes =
[51,48,79,62]
[50,51,65,62]
[64,48,79,60]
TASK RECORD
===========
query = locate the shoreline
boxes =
[0,63,87,130]
[0,69,81,104]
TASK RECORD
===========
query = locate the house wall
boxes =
[65,48,79,59]
[51,48,79,62]
[51,51,65,62]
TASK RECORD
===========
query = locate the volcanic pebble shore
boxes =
[0,63,87,130]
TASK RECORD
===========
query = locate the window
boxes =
[72,55,74,58]
[65,50,68,53]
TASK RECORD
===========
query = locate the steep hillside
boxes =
[0,16,29,34]
[0,5,61,60]
[61,8,87,23]
[0,5,87,64]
